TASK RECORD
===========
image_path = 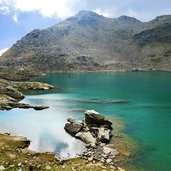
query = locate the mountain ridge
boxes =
[0,11,171,80]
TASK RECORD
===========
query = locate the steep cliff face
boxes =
[0,11,171,78]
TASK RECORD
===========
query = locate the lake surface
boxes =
[0,72,171,170]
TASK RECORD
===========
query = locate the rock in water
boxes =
[64,122,83,136]
[75,131,97,147]
[103,146,119,156]
[64,110,113,147]
[97,128,111,143]
[84,110,113,129]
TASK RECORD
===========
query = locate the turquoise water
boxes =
[0,72,171,170]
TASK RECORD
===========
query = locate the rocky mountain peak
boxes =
[155,15,171,21]
[117,15,141,24]
[70,10,104,19]
[65,10,105,26]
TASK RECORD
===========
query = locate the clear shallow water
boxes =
[0,72,171,170]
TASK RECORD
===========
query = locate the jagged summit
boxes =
[75,10,104,18]
[65,10,105,27]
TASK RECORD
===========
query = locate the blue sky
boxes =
[0,0,171,54]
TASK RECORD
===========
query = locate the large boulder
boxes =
[75,131,97,147]
[64,120,83,136]
[84,110,112,129]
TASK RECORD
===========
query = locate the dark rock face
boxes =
[0,11,171,78]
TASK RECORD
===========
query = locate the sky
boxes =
[0,0,171,54]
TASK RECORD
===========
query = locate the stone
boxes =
[88,156,94,161]
[45,165,51,170]
[106,158,112,163]
[17,168,22,171]
[17,163,21,166]
[67,117,76,123]
[97,127,111,143]
[71,167,76,171]
[64,122,83,136]
[75,131,97,147]
[103,146,119,156]
[33,106,49,110]
[85,110,100,115]
[62,165,66,169]
[0,166,5,171]
[117,167,126,171]
[84,110,112,129]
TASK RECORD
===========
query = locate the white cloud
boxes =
[0,48,9,56]
[94,8,113,18]
[0,0,81,19]
[0,5,10,14]
[0,0,170,21]
[13,13,18,22]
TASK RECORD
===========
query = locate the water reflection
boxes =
[0,94,84,159]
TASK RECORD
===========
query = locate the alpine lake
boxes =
[0,72,171,171]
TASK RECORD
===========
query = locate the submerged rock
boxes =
[103,146,119,156]
[33,106,49,110]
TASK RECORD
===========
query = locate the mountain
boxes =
[0,11,171,80]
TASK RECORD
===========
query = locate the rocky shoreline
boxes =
[64,110,129,170]
[0,78,54,110]
[0,76,138,170]
[0,114,136,171]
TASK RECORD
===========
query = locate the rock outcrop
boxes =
[64,110,127,167]
[64,110,113,147]
[0,78,54,110]
[85,110,113,130]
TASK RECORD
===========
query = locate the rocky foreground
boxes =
[0,111,138,171]
[0,133,125,171]
[0,78,54,110]
[64,110,136,170]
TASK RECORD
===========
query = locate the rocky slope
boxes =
[0,11,171,78]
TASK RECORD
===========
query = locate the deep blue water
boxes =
[0,72,171,170]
